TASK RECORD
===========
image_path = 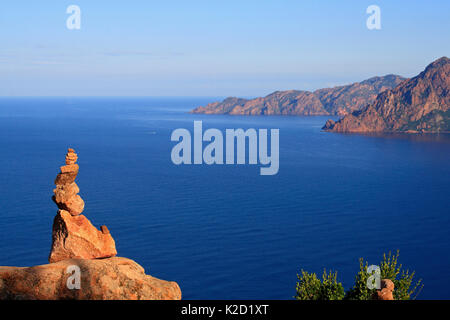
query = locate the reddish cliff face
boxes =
[323,57,450,133]
[315,75,405,116]
[191,75,405,116]
[229,90,328,116]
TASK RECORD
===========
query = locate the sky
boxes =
[0,0,449,97]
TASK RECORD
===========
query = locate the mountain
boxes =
[191,75,405,116]
[323,57,450,133]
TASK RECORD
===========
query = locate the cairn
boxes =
[49,148,117,263]
[0,147,181,300]
[52,148,85,216]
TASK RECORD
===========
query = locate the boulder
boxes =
[49,210,117,263]
[0,257,181,300]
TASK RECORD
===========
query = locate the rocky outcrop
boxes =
[0,257,181,300]
[374,279,395,300]
[49,149,117,263]
[49,210,117,263]
[323,57,450,133]
[191,75,405,116]
[0,148,181,300]
[315,75,406,116]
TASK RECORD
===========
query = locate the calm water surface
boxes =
[0,97,449,299]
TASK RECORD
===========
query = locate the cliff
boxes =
[323,57,450,133]
[191,75,405,116]
[0,148,181,300]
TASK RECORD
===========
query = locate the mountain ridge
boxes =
[323,57,450,133]
[191,74,406,116]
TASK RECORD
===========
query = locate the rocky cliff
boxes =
[0,257,181,300]
[323,57,450,133]
[191,75,405,116]
[0,148,181,300]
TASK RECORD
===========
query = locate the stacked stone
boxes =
[52,148,85,216]
[49,148,117,263]
[65,148,78,164]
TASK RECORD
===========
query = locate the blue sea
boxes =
[0,97,449,299]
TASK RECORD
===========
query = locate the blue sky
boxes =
[0,0,449,96]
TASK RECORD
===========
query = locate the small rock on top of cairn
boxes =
[65,149,78,165]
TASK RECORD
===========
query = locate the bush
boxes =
[345,250,423,300]
[295,250,423,300]
[343,258,374,300]
[295,269,344,300]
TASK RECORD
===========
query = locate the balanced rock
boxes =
[49,148,117,263]
[0,257,181,300]
[53,148,84,216]
[49,210,117,263]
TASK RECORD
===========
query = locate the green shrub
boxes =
[345,250,423,300]
[344,258,373,300]
[295,269,344,300]
[379,250,423,300]
[296,250,423,300]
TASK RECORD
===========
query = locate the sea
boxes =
[0,97,449,299]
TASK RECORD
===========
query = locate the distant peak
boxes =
[360,74,405,85]
[434,56,449,63]
[425,56,449,71]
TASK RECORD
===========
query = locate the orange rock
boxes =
[377,288,394,300]
[50,149,117,262]
[0,257,181,300]
[63,194,85,216]
[381,279,395,292]
[53,149,83,216]
[53,183,85,215]
[60,164,79,174]
[65,153,78,165]
[53,182,79,202]
[49,210,117,263]
[54,167,79,185]
[375,279,395,300]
